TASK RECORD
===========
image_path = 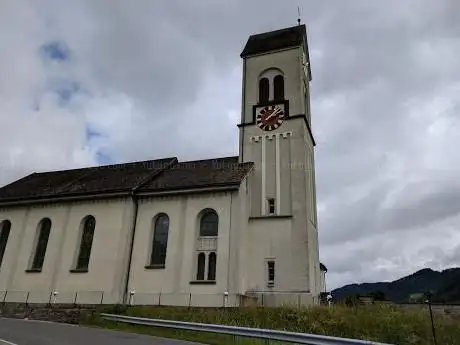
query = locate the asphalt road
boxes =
[0,317,199,345]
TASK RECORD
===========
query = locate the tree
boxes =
[370,290,386,301]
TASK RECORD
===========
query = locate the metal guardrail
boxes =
[100,313,393,345]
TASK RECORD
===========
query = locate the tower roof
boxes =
[240,24,307,58]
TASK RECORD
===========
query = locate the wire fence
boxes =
[0,290,319,308]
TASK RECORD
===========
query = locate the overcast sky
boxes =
[1,0,460,290]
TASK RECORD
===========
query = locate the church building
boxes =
[0,24,323,307]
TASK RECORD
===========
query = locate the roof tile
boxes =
[240,24,306,58]
[138,156,254,192]
[0,156,253,203]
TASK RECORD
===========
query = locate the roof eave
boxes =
[136,184,241,197]
[240,45,300,59]
[0,191,131,207]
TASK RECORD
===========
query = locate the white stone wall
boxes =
[0,198,134,304]
[128,190,241,300]
[238,43,320,301]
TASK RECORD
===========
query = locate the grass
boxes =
[82,303,460,345]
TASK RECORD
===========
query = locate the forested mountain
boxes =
[332,268,460,303]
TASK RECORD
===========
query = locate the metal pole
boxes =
[428,301,437,345]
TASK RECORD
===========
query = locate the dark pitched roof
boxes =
[240,24,307,58]
[138,156,253,193]
[0,156,254,204]
[0,157,177,202]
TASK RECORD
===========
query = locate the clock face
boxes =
[256,104,285,131]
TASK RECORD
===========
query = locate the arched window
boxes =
[196,253,206,280]
[274,75,285,100]
[76,216,96,270]
[0,220,11,268]
[199,210,218,237]
[31,218,51,271]
[207,252,217,281]
[258,77,269,103]
[150,213,169,268]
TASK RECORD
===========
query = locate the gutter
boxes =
[136,184,240,198]
[0,183,244,208]
[0,191,129,207]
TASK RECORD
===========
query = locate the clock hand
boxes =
[266,108,279,120]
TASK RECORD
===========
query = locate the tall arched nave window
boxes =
[75,215,96,271]
[30,218,52,271]
[0,220,11,268]
[149,213,170,268]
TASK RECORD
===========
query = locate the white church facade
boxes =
[0,24,326,307]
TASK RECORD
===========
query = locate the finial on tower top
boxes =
[297,6,301,25]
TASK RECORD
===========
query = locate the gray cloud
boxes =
[1,0,459,290]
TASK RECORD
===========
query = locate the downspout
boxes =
[123,189,139,304]
[122,158,178,304]
[226,191,234,299]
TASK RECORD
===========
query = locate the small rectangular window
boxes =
[267,198,275,215]
[267,261,275,286]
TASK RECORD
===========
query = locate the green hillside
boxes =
[332,268,460,303]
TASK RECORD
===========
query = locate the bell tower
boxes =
[238,24,321,301]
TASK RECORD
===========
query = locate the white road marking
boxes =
[0,338,19,345]
[0,317,78,327]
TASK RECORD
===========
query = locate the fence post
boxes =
[25,291,30,306]
[129,290,135,305]
[52,290,58,305]
[158,292,161,306]
[2,290,7,307]
[48,291,53,307]
[223,291,228,308]
[100,291,104,305]
[188,293,192,308]
[73,292,78,307]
